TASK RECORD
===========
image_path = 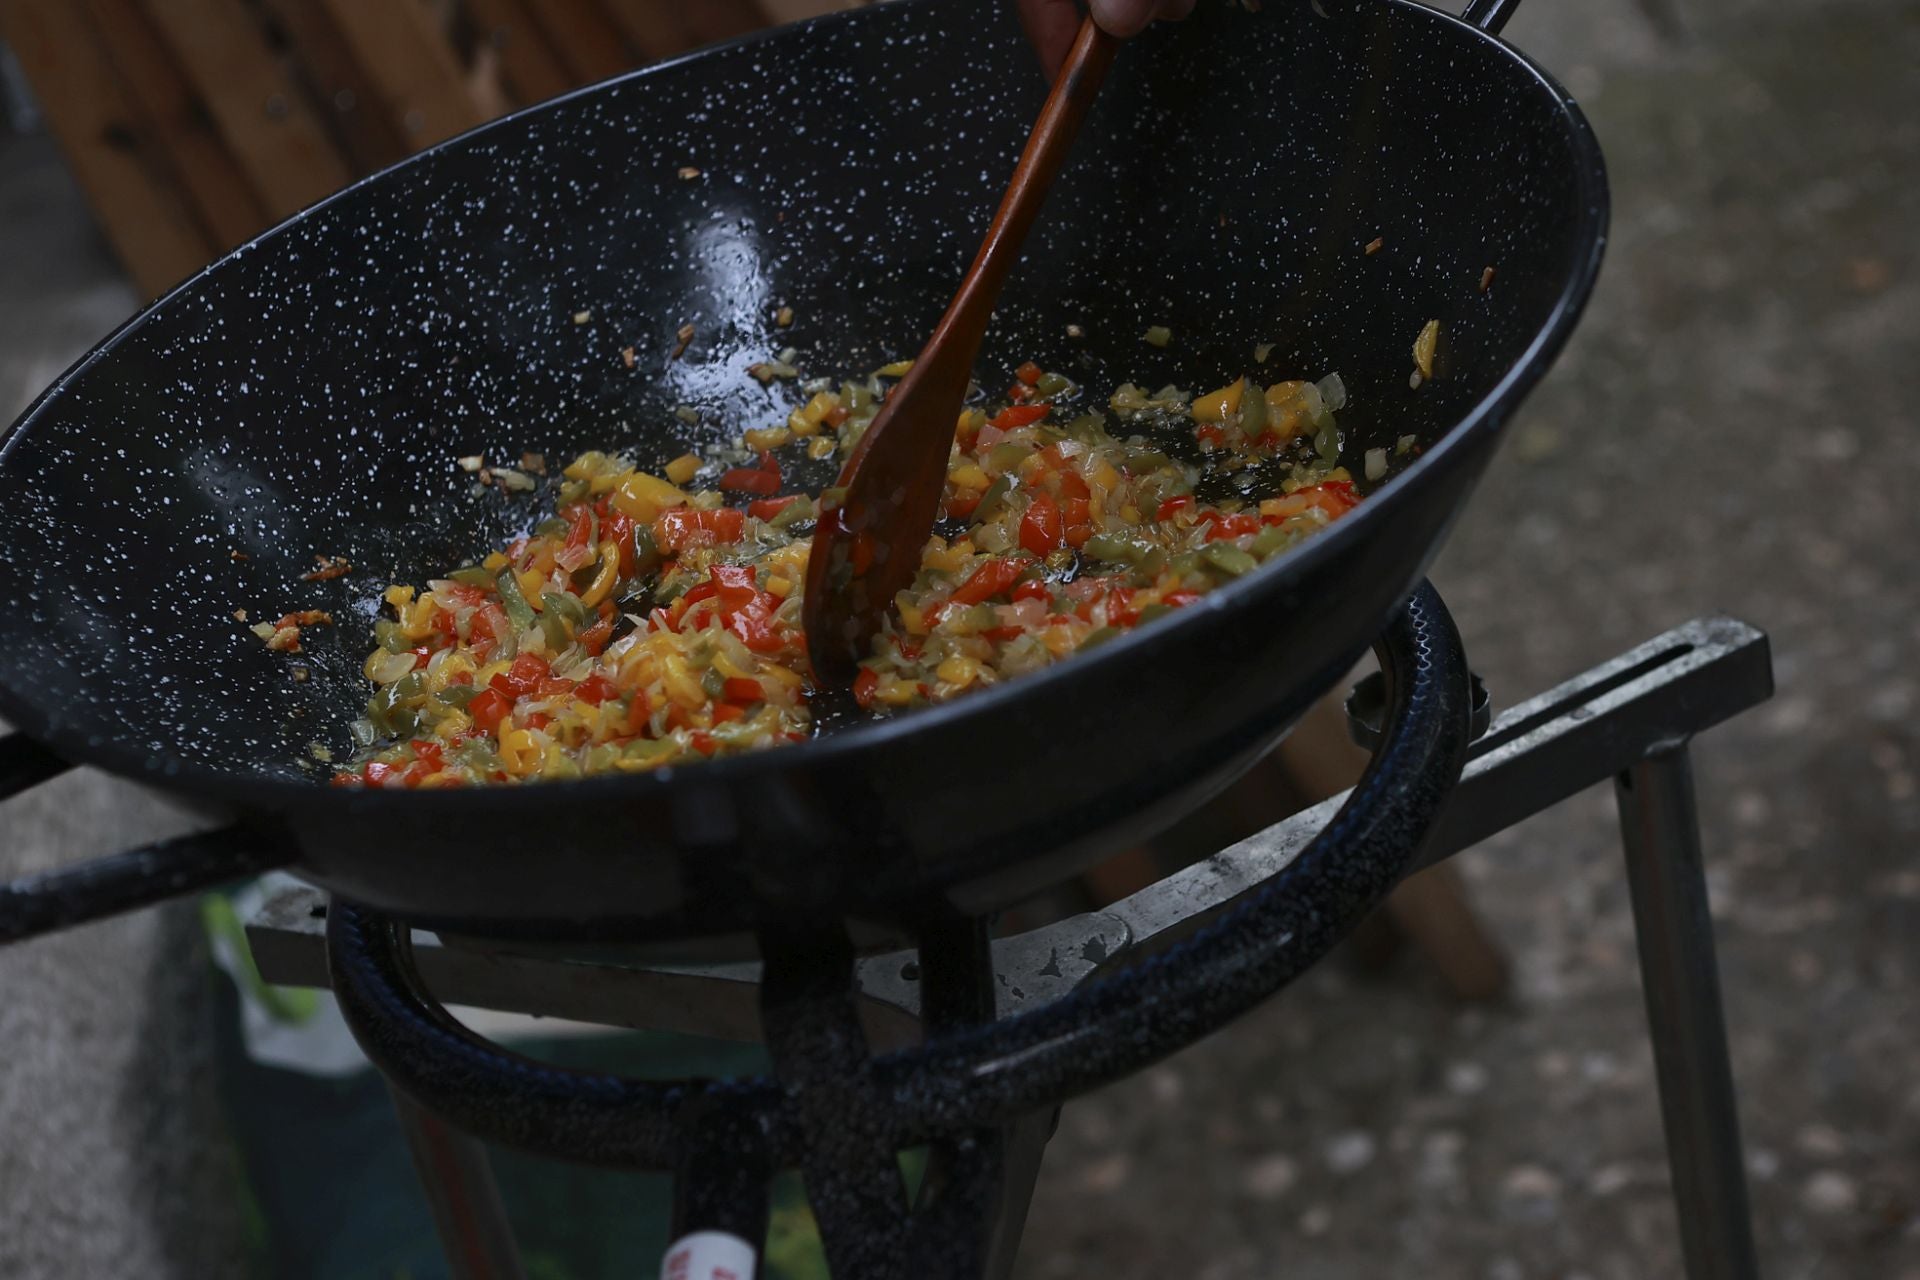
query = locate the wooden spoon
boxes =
[804,17,1119,682]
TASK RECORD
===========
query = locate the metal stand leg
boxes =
[388,1084,528,1280]
[1615,742,1760,1280]
[982,1109,1057,1280]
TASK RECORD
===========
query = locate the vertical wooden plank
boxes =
[140,0,355,220]
[317,0,488,149]
[84,0,270,251]
[254,0,410,174]
[595,0,790,61]
[595,0,698,61]
[0,0,216,297]
[756,0,864,22]
[526,0,637,81]
[676,0,773,44]
[465,0,573,105]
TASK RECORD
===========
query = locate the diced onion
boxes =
[1315,372,1347,411]
[368,650,420,684]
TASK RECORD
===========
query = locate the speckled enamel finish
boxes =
[326,584,1470,1190]
[0,0,1604,941]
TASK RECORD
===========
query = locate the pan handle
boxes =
[0,825,292,945]
[0,733,75,801]
[1461,0,1525,35]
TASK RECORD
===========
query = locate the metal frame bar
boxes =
[246,614,1772,1280]
[1617,744,1761,1280]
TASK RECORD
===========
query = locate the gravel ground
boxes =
[2,1,1915,1277]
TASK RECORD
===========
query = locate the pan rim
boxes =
[0,0,1608,815]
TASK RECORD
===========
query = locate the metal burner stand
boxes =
[246,589,1772,1280]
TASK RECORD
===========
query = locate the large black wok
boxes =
[0,0,1605,947]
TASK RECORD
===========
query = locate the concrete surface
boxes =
[1,0,1916,1276]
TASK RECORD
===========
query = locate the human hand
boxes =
[1016,0,1199,78]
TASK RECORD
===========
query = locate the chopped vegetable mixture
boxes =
[337,360,1364,787]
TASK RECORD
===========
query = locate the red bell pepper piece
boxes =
[654,507,746,552]
[1012,580,1051,604]
[852,668,880,710]
[533,675,576,699]
[577,617,614,656]
[569,674,614,705]
[727,606,787,654]
[602,509,636,576]
[944,491,981,519]
[1156,496,1194,522]
[469,688,510,735]
[563,505,594,551]
[1019,494,1063,555]
[748,494,804,521]
[491,652,552,699]
[990,404,1048,430]
[950,556,1026,606]
[1014,361,1043,386]
[1204,513,1262,542]
[719,467,781,495]
[711,703,746,724]
[723,676,765,704]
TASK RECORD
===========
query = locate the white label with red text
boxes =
[659,1230,756,1280]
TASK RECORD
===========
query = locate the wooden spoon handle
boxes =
[931,17,1119,359]
[803,17,1119,679]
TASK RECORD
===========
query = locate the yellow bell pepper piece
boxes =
[948,463,990,492]
[745,425,791,451]
[577,541,621,607]
[665,453,701,485]
[661,654,705,708]
[610,472,690,522]
[427,652,475,693]
[936,655,980,688]
[1190,378,1246,423]
[896,596,927,635]
[1413,319,1441,380]
[401,598,437,641]
[497,729,540,775]
[761,663,804,689]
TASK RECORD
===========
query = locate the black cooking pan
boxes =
[0,0,1605,947]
